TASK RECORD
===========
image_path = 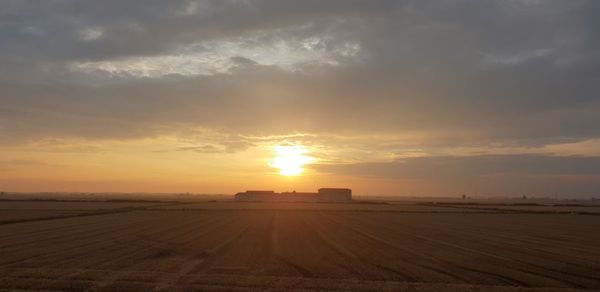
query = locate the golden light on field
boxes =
[270,145,314,176]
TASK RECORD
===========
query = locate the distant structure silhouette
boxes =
[235,188,351,202]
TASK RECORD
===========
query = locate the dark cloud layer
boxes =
[1,0,598,145]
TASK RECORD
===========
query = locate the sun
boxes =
[270,145,314,176]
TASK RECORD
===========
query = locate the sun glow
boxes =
[270,145,314,176]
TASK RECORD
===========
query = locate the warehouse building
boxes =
[234,188,351,202]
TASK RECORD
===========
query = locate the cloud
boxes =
[0,159,47,166]
[315,155,600,178]
[79,27,105,42]
[0,159,48,172]
[175,140,254,154]
[313,154,600,196]
[1,0,599,179]
[482,48,553,66]
[69,37,360,78]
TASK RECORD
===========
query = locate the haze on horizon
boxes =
[1,0,599,197]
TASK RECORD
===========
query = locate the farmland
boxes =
[0,201,173,224]
[0,200,599,291]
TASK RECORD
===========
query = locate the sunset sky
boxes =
[1,1,599,197]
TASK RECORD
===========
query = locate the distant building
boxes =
[234,188,351,202]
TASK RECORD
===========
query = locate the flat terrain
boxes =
[155,201,491,212]
[0,201,173,224]
[0,200,599,291]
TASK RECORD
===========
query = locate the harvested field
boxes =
[459,205,600,214]
[154,201,494,213]
[0,201,173,224]
[420,203,600,215]
[0,202,599,291]
[0,201,169,210]
[0,210,94,223]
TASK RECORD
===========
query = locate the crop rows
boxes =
[0,208,599,291]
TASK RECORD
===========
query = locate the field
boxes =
[0,201,173,224]
[0,200,599,291]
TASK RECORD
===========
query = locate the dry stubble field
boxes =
[0,200,599,291]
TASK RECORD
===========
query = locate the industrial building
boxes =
[234,188,351,202]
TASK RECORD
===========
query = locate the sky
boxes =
[0,0,599,197]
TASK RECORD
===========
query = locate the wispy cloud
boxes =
[70,37,360,78]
